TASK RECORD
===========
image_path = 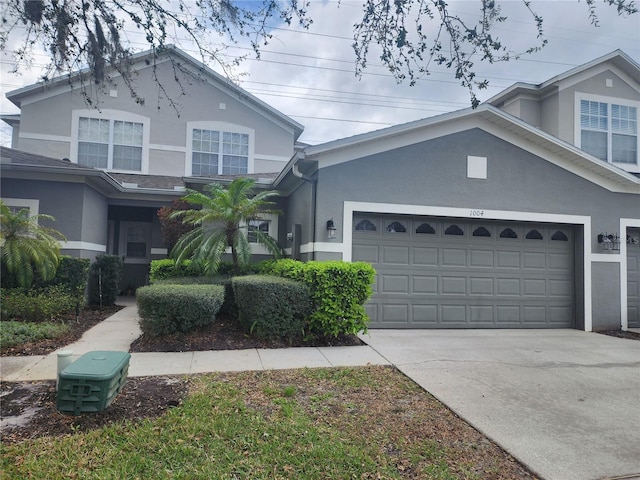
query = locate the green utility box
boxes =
[57,350,131,415]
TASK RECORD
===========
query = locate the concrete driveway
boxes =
[360,329,640,480]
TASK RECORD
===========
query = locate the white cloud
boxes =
[1,0,638,147]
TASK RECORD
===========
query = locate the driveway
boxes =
[360,329,640,480]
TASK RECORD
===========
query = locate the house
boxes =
[2,48,639,331]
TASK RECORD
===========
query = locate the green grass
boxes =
[0,321,70,349]
[1,367,530,479]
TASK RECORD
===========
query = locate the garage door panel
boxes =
[381,304,409,322]
[412,305,438,324]
[523,278,546,296]
[353,244,378,263]
[380,274,410,294]
[354,215,574,328]
[382,245,409,264]
[523,252,547,269]
[470,250,495,267]
[442,249,467,267]
[497,251,521,268]
[548,279,572,298]
[441,305,467,323]
[469,277,494,295]
[497,278,521,295]
[413,247,438,265]
[441,276,466,295]
[470,305,494,323]
[413,276,438,294]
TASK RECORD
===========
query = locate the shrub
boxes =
[151,275,237,317]
[136,284,225,337]
[1,286,77,322]
[149,259,203,283]
[1,321,71,349]
[232,276,312,339]
[89,255,123,306]
[51,257,91,316]
[261,259,376,338]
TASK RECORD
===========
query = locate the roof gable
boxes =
[5,46,304,140]
[487,50,640,107]
[292,105,639,194]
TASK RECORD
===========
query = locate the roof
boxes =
[5,46,304,141]
[0,146,96,171]
[487,49,640,106]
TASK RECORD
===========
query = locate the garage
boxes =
[353,214,575,328]
[627,227,640,329]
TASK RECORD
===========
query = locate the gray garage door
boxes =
[353,214,575,328]
[628,227,640,329]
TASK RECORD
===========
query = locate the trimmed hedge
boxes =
[151,275,237,317]
[136,284,225,337]
[149,259,203,282]
[260,259,376,338]
[232,275,312,339]
[89,255,123,306]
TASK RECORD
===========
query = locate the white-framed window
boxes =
[248,219,270,243]
[186,122,254,176]
[118,221,151,264]
[1,198,39,218]
[71,110,150,173]
[576,94,639,172]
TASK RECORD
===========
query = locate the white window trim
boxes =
[574,93,640,173]
[185,121,255,176]
[70,109,150,174]
[1,198,39,217]
[242,213,278,256]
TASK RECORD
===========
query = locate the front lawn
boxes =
[1,366,536,479]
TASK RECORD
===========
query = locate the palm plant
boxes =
[171,178,282,274]
[0,201,66,288]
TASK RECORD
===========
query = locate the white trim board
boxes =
[60,241,107,252]
[1,198,39,217]
[341,201,595,332]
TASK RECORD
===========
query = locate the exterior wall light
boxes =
[597,232,620,251]
[326,219,337,240]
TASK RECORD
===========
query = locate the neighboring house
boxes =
[2,48,639,331]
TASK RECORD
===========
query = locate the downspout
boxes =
[292,155,317,260]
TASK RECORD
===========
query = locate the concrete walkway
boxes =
[362,329,640,480]
[0,298,389,382]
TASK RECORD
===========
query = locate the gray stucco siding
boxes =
[1,178,97,243]
[591,262,622,330]
[313,128,638,253]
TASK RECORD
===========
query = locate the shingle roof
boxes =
[0,146,95,170]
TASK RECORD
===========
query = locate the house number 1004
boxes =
[470,210,485,217]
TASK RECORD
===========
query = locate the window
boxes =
[579,98,638,167]
[192,129,249,175]
[415,223,435,234]
[445,224,464,236]
[248,219,270,243]
[78,117,144,170]
[118,222,151,263]
[385,221,406,233]
[355,219,377,232]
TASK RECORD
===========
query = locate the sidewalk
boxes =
[1,298,389,382]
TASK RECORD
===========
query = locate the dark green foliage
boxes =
[261,259,376,338]
[151,275,237,317]
[232,275,312,339]
[136,284,225,337]
[89,255,123,306]
[52,257,91,315]
[1,286,76,322]
[149,259,203,282]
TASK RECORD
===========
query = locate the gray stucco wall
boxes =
[313,129,638,250]
[591,262,622,330]
[15,59,296,176]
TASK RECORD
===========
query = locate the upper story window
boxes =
[187,122,254,177]
[578,96,638,170]
[71,110,150,173]
[192,129,249,175]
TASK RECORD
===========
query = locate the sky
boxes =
[1,0,639,147]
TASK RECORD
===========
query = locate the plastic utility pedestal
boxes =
[56,350,131,416]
